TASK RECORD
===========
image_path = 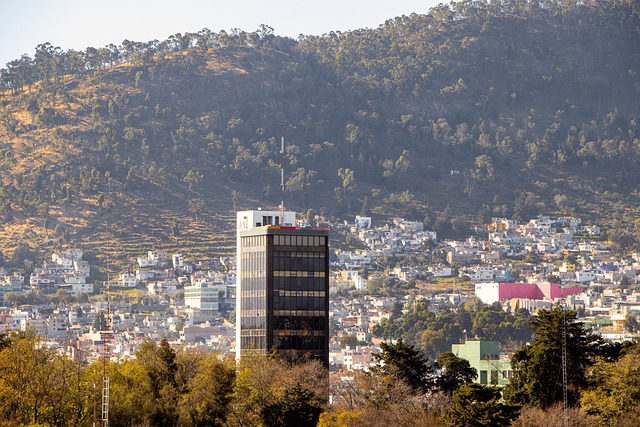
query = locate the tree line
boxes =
[372,299,533,359]
[2,306,639,426]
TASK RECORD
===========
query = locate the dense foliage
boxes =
[580,342,640,425]
[503,306,603,409]
[372,299,533,359]
[0,332,327,427]
[0,0,639,263]
[372,338,434,392]
[450,384,520,427]
[2,329,639,426]
[435,351,478,394]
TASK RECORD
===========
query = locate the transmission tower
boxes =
[561,300,568,427]
[100,210,112,427]
[100,296,112,427]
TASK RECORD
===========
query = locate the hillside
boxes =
[0,0,639,269]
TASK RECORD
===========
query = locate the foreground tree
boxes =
[504,306,602,409]
[372,338,433,393]
[322,371,450,427]
[230,355,327,427]
[580,342,640,426]
[0,332,91,426]
[135,338,180,427]
[178,355,236,427]
[450,384,519,427]
[100,360,154,427]
[262,383,323,427]
[435,351,477,394]
[511,404,590,427]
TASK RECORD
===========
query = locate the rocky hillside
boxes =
[0,0,639,269]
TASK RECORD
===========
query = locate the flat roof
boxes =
[240,225,330,236]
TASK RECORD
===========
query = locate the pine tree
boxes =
[504,306,602,408]
[435,351,477,394]
[373,338,433,393]
[450,384,519,427]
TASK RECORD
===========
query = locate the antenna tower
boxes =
[101,296,112,427]
[280,120,285,217]
[100,216,112,427]
[561,301,568,427]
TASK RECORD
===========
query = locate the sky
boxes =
[0,0,444,67]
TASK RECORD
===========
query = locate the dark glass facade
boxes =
[239,228,329,367]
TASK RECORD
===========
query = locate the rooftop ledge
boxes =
[248,225,331,231]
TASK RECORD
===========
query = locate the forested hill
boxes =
[0,0,639,265]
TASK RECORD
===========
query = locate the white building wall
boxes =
[120,272,137,288]
[575,271,597,283]
[236,209,297,361]
[71,282,94,293]
[474,282,501,304]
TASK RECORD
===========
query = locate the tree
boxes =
[188,197,205,221]
[286,167,317,209]
[504,306,602,409]
[624,315,639,333]
[54,288,71,305]
[170,218,181,243]
[183,169,203,192]
[373,338,433,393]
[10,243,36,269]
[0,332,91,426]
[178,355,236,427]
[474,154,494,180]
[339,333,359,349]
[546,274,561,284]
[509,404,589,427]
[231,355,327,427]
[435,351,477,394]
[231,190,240,212]
[262,383,323,427]
[338,167,354,190]
[323,370,443,427]
[580,342,640,426]
[450,384,519,427]
[103,360,155,427]
[136,338,179,427]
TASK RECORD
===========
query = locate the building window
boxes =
[502,370,513,379]
[480,370,487,385]
[491,370,499,385]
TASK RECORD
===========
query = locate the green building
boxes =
[451,340,512,386]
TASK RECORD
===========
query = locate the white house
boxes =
[184,282,226,313]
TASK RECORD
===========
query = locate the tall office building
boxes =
[236,209,330,367]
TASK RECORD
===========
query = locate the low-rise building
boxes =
[451,340,512,386]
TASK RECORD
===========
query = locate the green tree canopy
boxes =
[373,338,433,393]
[435,351,477,394]
[450,384,520,427]
[178,355,236,427]
[262,383,323,427]
[504,306,602,409]
[580,342,640,426]
[135,338,180,426]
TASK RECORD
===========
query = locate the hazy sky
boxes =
[1,0,444,67]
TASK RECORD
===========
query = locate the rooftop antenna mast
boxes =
[280,120,285,218]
